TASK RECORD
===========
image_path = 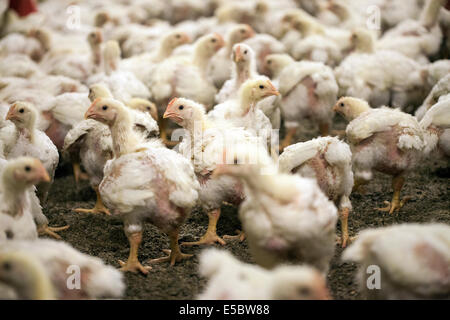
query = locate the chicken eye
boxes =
[211,38,217,43]
[240,29,246,34]
[176,34,181,39]
[24,166,31,172]
[19,108,24,113]
[259,85,264,89]
[179,105,184,110]
[244,50,248,54]
[147,107,151,111]
[297,287,311,296]
[267,60,271,64]
[102,105,108,110]
[339,103,345,107]
[1,262,11,271]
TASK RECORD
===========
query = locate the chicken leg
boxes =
[223,230,246,242]
[72,162,89,185]
[377,175,411,214]
[74,187,111,215]
[337,207,351,248]
[148,229,193,266]
[182,209,226,246]
[38,224,70,240]
[280,127,297,151]
[319,122,330,137]
[118,231,152,275]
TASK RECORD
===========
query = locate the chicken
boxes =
[198,248,330,300]
[120,30,191,84]
[263,54,338,149]
[279,136,354,247]
[0,239,125,299]
[415,75,450,158]
[334,96,450,214]
[334,29,427,109]
[208,77,278,138]
[2,102,58,204]
[149,33,224,142]
[87,40,151,104]
[63,84,159,215]
[213,144,337,273]
[216,44,281,129]
[39,28,103,82]
[208,24,255,88]
[343,223,450,299]
[0,29,48,61]
[163,97,264,245]
[84,98,199,274]
[377,0,445,64]
[0,157,66,241]
[243,33,286,74]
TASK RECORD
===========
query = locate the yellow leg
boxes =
[319,122,330,137]
[118,232,151,275]
[72,162,89,185]
[223,230,246,242]
[338,208,351,248]
[74,187,111,215]
[280,127,297,151]
[377,175,411,214]
[38,224,70,240]
[148,229,193,266]
[182,209,226,246]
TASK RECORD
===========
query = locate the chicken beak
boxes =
[247,26,255,38]
[84,99,100,120]
[5,106,17,121]
[234,46,244,63]
[182,33,191,44]
[214,33,225,50]
[332,104,339,113]
[264,82,280,97]
[35,162,51,183]
[163,110,177,119]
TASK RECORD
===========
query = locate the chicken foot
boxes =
[74,187,111,215]
[223,229,246,242]
[148,229,193,266]
[72,162,89,185]
[119,231,152,275]
[182,209,226,246]
[336,207,355,248]
[280,127,297,151]
[38,224,70,240]
[377,175,411,214]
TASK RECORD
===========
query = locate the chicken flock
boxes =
[0,0,449,300]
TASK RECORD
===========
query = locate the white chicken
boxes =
[343,223,450,299]
[84,98,199,274]
[0,157,48,242]
[334,96,450,214]
[263,54,338,149]
[208,77,277,138]
[279,137,354,247]
[208,24,255,88]
[216,44,281,129]
[0,239,125,299]
[198,248,330,300]
[2,102,58,205]
[164,97,265,245]
[63,84,159,215]
[213,144,338,273]
[377,0,445,64]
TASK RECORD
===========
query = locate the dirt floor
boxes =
[43,119,450,300]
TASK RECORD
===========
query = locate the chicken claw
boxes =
[38,224,70,240]
[74,187,111,216]
[118,259,151,275]
[150,230,193,266]
[377,196,411,214]
[223,229,246,242]
[148,249,193,266]
[182,209,226,246]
